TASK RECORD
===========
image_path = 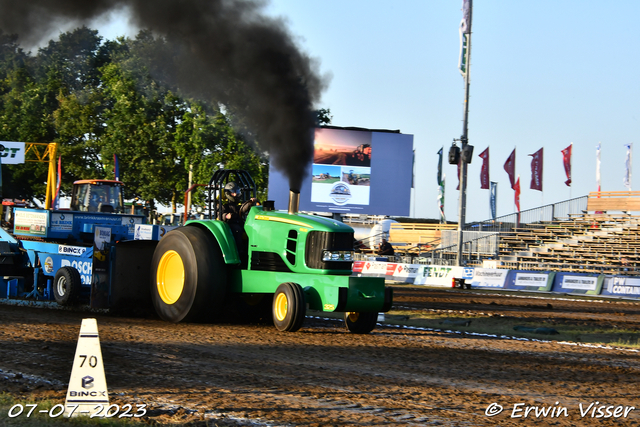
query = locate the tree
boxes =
[99,61,182,207]
[0,32,50,200]
[0,27,271,210]
[315,108,332,126]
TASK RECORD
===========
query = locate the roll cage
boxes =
[207,169,257,221]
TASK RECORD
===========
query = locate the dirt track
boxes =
[1,286,640,426]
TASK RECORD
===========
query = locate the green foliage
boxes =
[315,108,332,125]
[0,28,271,211]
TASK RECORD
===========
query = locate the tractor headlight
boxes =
[322,250,354,262]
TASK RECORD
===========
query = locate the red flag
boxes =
[561,144,572,186]
[529,148,543,191]
[514,175,521,212]
[479,147,489,189]
[504,149,516,189]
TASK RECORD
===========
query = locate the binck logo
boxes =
[69,390,107,397]
[59,245,87,256]
[82,376,94,389]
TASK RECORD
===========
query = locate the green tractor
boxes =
[151,169,392,333]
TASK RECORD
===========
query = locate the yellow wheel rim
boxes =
[347,312,360,322]
[157,250,185,304]
[274,292,289,321]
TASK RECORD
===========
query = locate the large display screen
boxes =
[268,127,413,216]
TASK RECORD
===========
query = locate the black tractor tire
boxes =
[272,282,306,332]
[53,267,82,306]
[150,226,226,323]
[344,311,378,334]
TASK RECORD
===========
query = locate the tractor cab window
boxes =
[86,184,123,213]
[76,185,89,211]
[88,187,108,212]
[105,185,124,213]
[71,181,124,213]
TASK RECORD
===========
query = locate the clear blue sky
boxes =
[94,1,640,221]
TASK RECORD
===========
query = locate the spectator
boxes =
[377,238,394,256]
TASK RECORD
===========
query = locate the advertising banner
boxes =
[268,127,413,216]
[311,128,372,207]
[91,226,112,309]
[470,268,508,289]
[59,256,93,286]
[505,271,554,292]
[414,266,471,287]
[353,261,365,273]
[134,224,177,241]
[14,209,48,236]
[601,276,640,299]
[562,144,572,187]
[384,263,422,283]
[552,273,603,295]
[490,181,497,220]
[0,141,26,164]
[479,147,489,189]
[51,213,73,232]
[529,148,543,191]
[355,260,388,277]
[504,149,516,189]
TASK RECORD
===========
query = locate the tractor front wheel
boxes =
[344,312,378,334]
[151,226,226,323]
[272,282,305,332]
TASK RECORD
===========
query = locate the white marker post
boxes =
[64,318,109,417]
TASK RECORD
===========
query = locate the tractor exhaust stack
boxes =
[288,190,300,215]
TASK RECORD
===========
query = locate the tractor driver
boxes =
[222,182,259,223]
[88,189,108,212]
[222,182,259,262]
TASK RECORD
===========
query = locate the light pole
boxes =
[456,0,473,266]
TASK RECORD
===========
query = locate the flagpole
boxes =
[456,0,472,267]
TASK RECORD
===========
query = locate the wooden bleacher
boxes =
[388,223,458,253]
[498,213,640,274]
[587,191,640,212]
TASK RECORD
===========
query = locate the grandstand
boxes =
[357,191,640,275]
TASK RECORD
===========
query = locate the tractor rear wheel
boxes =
[151,226,226,323]
[344,311,378,334]
[53,267,82,306]
[272,282,305,332]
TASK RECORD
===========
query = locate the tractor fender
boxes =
[183,220,240,265]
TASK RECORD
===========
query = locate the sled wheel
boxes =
[344,311,378,334]
[151,226,226,323]
[272,282,305,332]
[53,266,82,306]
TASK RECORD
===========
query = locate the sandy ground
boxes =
[1,286,640,426]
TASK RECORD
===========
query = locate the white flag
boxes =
[458,0,472,78]
[624,143,632,190]
[460,0,472,34]
[596,142,601,191]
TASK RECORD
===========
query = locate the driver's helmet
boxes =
[92,190,106,203]
[224,182,241,203]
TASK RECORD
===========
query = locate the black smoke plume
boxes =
[0,0,327,191]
